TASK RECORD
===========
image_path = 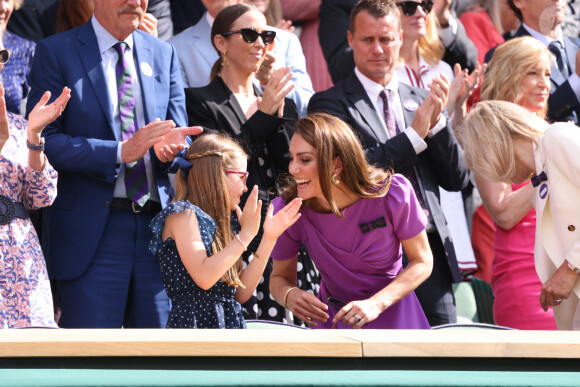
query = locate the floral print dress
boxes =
[0,113,57,328]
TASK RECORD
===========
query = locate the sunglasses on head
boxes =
[396,0,433,16]
[0,49,10,64]
[221,28,276,45]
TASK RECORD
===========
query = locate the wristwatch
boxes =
[566,260,580,275]
[26,137,45,152]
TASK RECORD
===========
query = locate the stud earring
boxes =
[331,173,340,185]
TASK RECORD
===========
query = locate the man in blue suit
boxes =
[25,0,200,328]
[168,0,314,117]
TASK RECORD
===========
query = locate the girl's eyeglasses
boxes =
[220,28,276,45]
[396,0,433,16]
[0,49,10,64]
[225,170,249,184]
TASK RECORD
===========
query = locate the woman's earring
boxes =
[331,173,340,185]
[222,51,228,68]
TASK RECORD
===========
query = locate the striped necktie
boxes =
[114,42,150,206]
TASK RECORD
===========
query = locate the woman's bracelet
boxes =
[234,234,248,251]
[283,286,299,308]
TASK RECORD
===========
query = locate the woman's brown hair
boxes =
[281,113,392,217]
[173,134,248,287]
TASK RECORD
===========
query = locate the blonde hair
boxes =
[173,134,248,288]
[481,36,552,118]
[281,113,392,217]
[462,100,548,182]
[417,12,445,66]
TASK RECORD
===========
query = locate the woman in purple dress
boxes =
[269,113,432,329]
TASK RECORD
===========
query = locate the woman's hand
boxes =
[262,198,302,241]
[447,62,485,118]
[332,298,383,329]
[27,87,71,138]
[540,260,579,311]
[235,185,262,243]
[285,288,329,326]
[257,66,295,117]
[0,83,9,153]
[275,19,295,34]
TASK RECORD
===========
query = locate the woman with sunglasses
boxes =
[185,4,317,325]
[150,134,301,328]
[0,48,71,328]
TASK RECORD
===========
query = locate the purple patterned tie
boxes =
[379,89,431,220]
[114,42,149,206]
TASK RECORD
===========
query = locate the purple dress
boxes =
[0,113,57,328]
[271,175,430,329]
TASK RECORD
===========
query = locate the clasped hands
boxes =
[539,260,579,311]
[121,119,203,163]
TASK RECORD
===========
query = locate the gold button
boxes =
[569,225,576,231]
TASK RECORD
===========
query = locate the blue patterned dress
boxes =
[149,200,246,329]
[3,31,35,115]
[0,113,57,328]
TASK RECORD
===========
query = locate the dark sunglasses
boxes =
[0,49,10,64]
[221,28,276,45]
[396,0,433,16]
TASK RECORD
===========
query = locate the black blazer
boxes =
[484,25,580,124]
[185,76,297,202]
[308,72,470,282]
[318,0,478,84]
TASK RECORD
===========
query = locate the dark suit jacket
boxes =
[185,76,297,202]
[318,0,478,84]
[25,21,187,280]
[484,25,580,124]
[308,72,470,282]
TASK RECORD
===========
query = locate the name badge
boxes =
[402,99,419,112]
[539,183,548,199]
[140,62,153,77]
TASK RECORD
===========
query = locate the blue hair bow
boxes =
[168,148,192,177]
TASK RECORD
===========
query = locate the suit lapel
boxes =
[344,73,388,143]
[564,35,579,78]
[78,22,115,138]
[133,31,155,124]
[216,77,246,135]
[194,17,215,69]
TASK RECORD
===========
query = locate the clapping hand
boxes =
[447,62,485,118]
[27,87,71,138]
[154,125,203,163]
[257,66,294,117]
[235,185,263,244]
[262,198,302,240]
[139,13,159,37]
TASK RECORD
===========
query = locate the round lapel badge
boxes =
[402,99,419,112]
[539,183,548,199]
[140,62,153,77]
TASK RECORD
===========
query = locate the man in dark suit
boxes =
[319,0,478,84]
[308,0,470,326]
[485,0,580,124]
[25,0,200,328]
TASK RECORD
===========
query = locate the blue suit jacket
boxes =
[25,21,187,280]
[485,25,580,124]
[168,12,314,117]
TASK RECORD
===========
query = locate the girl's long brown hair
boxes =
[173,134,248,287]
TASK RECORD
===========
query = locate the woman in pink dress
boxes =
[476,36,557,329]
[0,50,70,328]
[269,113,432,329]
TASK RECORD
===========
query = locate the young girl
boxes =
[150,134,301,328]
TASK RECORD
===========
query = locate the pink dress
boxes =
[0,113,57,328]
[491,182,557,329]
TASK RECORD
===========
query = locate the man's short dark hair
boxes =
[507,0,523,22]
[349,0,400,34]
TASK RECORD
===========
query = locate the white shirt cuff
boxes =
[438,16,458,48]
[117,142,123,164]
[430,115,447,136]
[403,127,427,154]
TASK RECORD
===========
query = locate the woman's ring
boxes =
[555,299,563,304]
[355,316,362,323]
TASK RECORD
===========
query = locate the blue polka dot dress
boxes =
[149,200,246,329]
